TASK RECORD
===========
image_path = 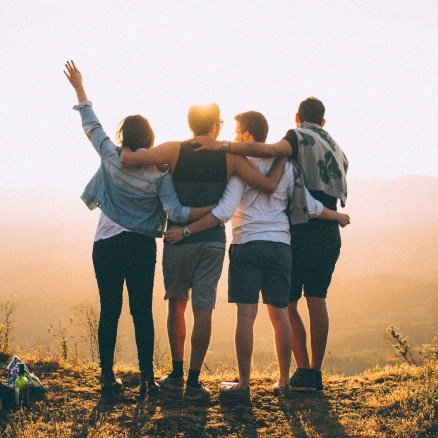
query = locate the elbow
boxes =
[265,183,276,194]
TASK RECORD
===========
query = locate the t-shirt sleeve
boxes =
[283,129,298,161]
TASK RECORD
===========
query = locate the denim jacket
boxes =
[75,101,189,237]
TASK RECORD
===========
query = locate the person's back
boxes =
[167,141,227,244]
[212,111,323,401]
[64,61,192,399]
[282,97,348,392]
[286,120,347,232]
[228,157,292,244]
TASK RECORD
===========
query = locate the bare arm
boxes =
[120,141,179,167]
[229,155,287,194]
[164,175,245,244]
[318,207,350,227]
[191,136,292,158]
[188,204,217,221]
[64,61,87,103]
[163,213,220,244]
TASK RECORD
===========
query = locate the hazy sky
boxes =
[2,1,437,191]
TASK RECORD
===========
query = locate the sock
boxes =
[186,369,201,388]
[169,360,184,378]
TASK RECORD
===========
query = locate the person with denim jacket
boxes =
[64,61,214,399]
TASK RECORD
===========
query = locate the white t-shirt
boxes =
[211,159,323,245]
[94,211,131,241]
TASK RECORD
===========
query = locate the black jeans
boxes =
[92,232,156,373]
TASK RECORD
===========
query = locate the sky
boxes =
[1,0,438,191]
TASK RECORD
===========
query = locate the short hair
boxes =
[116,115,155,151]
[297,97,325,125]
[188,103,221,136]
[234,111,269,142]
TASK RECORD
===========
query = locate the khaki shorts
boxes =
[162,241,226,309]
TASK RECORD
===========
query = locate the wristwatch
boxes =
[183,226,191,237]
[222,140,230,151]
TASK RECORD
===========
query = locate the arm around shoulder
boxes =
[230,155,286,194]
[191,136,292,158]
[230,139,292,158]
[120,141,179,167]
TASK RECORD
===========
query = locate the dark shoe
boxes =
[139,371,160,399]
[273,382,293,399]
[184,382,210,401]
[158,374,185,391]
[100,368,123,397]
[289,368,316,391]
[314,370,323,391]
[139,380,160,400]
[220,382,250,402]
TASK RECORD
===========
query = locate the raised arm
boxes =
[64,61,87,103]
[64,61,116,158]
[228,155,287,194]
[191,136,292,158]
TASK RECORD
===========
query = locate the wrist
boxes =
[221,140,230,151]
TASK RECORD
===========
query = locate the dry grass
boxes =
[1,358,438,437]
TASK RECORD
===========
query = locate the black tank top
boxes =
[166,141,227,244]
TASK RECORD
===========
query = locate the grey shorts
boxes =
[162,241,226,309]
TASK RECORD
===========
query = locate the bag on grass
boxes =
[7,356,46,393]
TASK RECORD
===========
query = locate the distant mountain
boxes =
[346,175,438,230]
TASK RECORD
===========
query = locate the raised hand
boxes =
[64,61,87,103]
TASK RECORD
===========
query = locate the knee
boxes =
[287,301,299,317]
[130,306,153,323]
[100,301,122,321]
[193,308,213,327]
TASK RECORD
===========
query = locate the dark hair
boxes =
[115,115,154,151]
[187,103,221,135]
[234,111,269,142]
[297,97,325,125]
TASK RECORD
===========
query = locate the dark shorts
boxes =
[228,241,292,308]
[290,223,341,301]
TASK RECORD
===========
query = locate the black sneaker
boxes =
[139,380,160,400]
[289,368,316,391]
[314,370,323,391]
[100,368,123,397]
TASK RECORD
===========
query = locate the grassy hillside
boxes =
[1,357,437,437]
